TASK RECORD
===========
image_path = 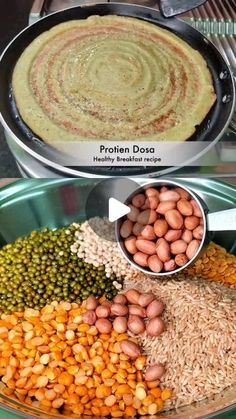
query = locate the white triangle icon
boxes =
[108,198,131,223]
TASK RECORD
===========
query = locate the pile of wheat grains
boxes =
[124,275,236,410]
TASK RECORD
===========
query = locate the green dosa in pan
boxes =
[12,15,216,142]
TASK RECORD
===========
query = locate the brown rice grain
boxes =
[124,275,236,410]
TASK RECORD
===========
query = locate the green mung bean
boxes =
[0,225,119,314]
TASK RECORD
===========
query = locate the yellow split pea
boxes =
[0,300,172,416]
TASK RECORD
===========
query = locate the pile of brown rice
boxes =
[124,275,236,410]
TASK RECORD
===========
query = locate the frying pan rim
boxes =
[0,2,235,178]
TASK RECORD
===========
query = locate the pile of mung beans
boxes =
[0,225,120,314]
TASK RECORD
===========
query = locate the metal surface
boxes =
[0,178,235,419]
[0,4,234,178]
[159,0,207,17]
[207,208,236,231]
[180,0,236,74]
[6,130,236,179]
[29,0,46,25]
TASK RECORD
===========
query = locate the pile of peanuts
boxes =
[0,300,171,417]
[82,288,165,338]
[120,185,204,273]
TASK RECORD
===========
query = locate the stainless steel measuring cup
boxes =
[116,179,236,276]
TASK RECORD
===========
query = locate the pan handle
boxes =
[159,0,207,18]
[207,208,236,231]
[29,0,46,25]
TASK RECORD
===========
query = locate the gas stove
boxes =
[6,0,236,179]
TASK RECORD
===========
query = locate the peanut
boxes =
[174,187,191,200]
[125,289,140,305]
[146,300,164,319]
[132,194,146,208]
[184,216,200,231]
[181,229,193,244]
[138,294,155,308]
[120,220,133,239]
[147,255,163,273]
[164,259,176,272]
[175,254,188,267]
[177,199,193,216]
[136,239,156,256]
[127,205,140,222]
[133,252,148,267]
[95,306,110,319]
[145,187,159,198]
[113,317,128,334]
[170,240,187,255]
[164,229,182,242]
[132,223,143,236]
[165,209,183,230]
[145,365,165,381]
[113,295,127,305]
[146,318,165,337]
[156,238,171,262]
[153,220,169,238]
[86,296,98,311]
[95,319,112,334]
[127,315,145,335]
[137,210,158,225]
[110,304,128,317]
[190,199,202,217]
[128,305,146,318]
[193,225,204,240]
[144,196,159,210]
[140,225,156,241]
[124,236,137,255]
[82,311,97,326]
[159,190,180,202]
[186,240,200,260]
[156,201,176,215]
[120,340,141,359]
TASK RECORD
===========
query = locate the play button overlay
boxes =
[85,178,140,241]
[108,198,130,223]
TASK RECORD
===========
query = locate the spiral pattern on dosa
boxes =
[12,15,216,142]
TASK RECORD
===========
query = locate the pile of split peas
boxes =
[0,289,172,417]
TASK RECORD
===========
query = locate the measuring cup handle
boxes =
[207,208,236,231]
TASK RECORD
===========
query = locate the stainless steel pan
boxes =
[0,3,235,177]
